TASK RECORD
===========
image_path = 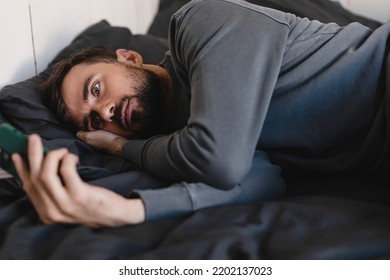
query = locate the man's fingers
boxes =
[27,134,44,177]
[32,149,77,223]
[76,130,85,141]
[13,138,87,225]
[40,148,69,187]
[13,149,71,224]
[11,153,29,185]
[59,153,84,192]
[35,148,70,211]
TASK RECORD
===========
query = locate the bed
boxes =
[1,0,390,259]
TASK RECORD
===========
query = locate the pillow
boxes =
[0,20,169,179]
[148,0,381,38]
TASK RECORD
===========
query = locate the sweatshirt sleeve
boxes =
[134,151,286,221]
[122,0,291,189]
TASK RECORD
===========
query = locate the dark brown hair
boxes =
[38,46,118,131]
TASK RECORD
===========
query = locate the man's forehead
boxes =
[65,62,94,79]
[63,61,121,84]
[62,63,87,90]
[62,63,98,95]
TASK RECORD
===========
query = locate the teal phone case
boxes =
[0,123,43,178]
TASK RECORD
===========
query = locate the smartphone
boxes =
[0,123,46,178]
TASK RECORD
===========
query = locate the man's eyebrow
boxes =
[83,75,93,102]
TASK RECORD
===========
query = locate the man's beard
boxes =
[113,66,168,139]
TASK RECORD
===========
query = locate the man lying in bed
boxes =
[12,0,390,227]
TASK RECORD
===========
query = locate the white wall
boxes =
[0,0,159,89]
[342,0,390,23]
[1,0,389,89]
[0,0,35,89]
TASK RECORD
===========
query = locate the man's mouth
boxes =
[121,98,132,128]
[115,96,143,131]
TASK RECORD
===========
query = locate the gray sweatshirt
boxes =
[122,0,390,220]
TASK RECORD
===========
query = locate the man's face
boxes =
[61,60,166,139]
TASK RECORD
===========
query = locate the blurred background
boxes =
[0,0,389,89]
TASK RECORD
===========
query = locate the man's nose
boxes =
[96,102,115,122]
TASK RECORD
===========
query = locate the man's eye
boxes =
[91,111,101,129]
[92,82,100,97]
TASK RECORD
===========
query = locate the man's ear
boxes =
[115,49,143,66]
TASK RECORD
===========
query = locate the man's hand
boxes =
[12,134,145,227]
[77,130,128,156]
